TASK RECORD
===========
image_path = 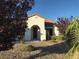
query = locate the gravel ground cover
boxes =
[0,41,69,59]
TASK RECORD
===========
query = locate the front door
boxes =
[31,25,40,40]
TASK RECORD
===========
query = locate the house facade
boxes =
[24,14,60,41]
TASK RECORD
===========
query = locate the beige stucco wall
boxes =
[54,26,60,36]
[24,15,46,41]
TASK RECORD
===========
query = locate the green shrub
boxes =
[65,20,79,47]
[51,35,64,42]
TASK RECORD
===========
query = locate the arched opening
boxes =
[31,25,40,40]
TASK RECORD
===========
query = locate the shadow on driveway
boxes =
[27,41,70,59]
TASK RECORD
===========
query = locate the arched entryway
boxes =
[31,25,40,40]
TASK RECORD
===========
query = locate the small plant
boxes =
[25,45,35,52]
[51,35,64,42]
[14,43,35,52]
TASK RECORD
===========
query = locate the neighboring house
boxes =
[24,14,60,41]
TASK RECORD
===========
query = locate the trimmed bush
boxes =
[25,45,35,52]
[14,43,35,52]
[51,35,64,42]
[65,20,79,47]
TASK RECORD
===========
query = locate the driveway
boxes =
[25,41,70,59]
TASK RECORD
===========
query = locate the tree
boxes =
[0,0,34,49]
[57,17,73,34]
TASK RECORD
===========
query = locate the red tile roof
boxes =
[45,19,61,28]
[45,19,54,23]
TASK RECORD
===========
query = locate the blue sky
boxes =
[28,0,79,21]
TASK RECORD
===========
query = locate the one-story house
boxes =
[24,14,60,41]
